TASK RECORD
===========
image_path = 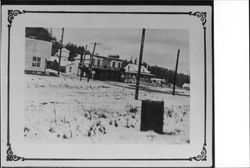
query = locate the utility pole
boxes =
[135,28,146,100]
[87,42,101,82]
[172,49,180,95]
[80,45,87,81]
[57,27,64,75]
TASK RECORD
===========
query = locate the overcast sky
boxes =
[51,28,189,74]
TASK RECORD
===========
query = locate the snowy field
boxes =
[24,73,190,144]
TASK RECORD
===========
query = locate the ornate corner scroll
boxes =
[7,144,24,161]
[8,10,26,27]
[5,9,211,163]
[189,144,207,161]
[189,11,207,27]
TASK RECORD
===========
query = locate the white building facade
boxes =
[25,37,52,74]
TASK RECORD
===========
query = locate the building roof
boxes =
[60,60,74,66]
[124,63,154,76]
[98,55,123,61]
[48,56,59,62]
[74,54,81,60]
[62,48,70,53]
[151,78,166,82]
[56,48,70,58]
[182,83,190,87]
[75,54,123,62]
[48,55,74,67]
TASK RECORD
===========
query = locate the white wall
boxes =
[25,38,52,72]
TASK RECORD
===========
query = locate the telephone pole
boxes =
[80,45,87,81]
[87,42,101,82]
[172,49,180,95]
[57,27,64,75]
[135,28,146,100]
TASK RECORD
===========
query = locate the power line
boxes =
[57,27,64,75]
[87,42,101,82]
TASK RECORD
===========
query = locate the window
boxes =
[118,63,121,68]
[32,57,41,67]
[97,59,101,66]
[112,62,115,68]
[92,59,95,65]
[103,60,108,68]
[69,66,72,73]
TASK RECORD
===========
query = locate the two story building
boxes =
[88,55,123,81]
[66,54,122,81]
[25,37,52,74]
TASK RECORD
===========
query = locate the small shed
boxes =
[65,62,79,75]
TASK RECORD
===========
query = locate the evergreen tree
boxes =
[25,27,60,56]
[65,43,85,61]
[25,27,54,42]
[148,65,190,87]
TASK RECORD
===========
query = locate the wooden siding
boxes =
[25,38,52,72]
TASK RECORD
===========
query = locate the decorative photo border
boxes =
[4,6,214,167]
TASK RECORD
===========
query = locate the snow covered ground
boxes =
[24,73,190,144]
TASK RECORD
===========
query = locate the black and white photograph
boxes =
[1,2,214,167]
[24,28,190,144]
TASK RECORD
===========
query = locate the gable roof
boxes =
[48,56,59,62]
[62,48,70,53]
[124,63,154,76]
[74,54,81,60]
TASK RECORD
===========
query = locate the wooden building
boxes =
[76,54,124,81]
[25,37,52,74]
[123,63,154,83]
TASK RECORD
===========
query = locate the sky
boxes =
[51,28,189,74]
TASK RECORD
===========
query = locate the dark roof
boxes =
[93,55,124,61]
